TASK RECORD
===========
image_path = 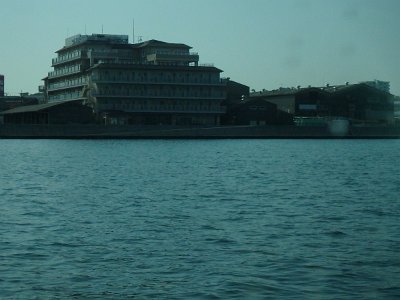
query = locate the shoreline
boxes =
[1,124,399,139]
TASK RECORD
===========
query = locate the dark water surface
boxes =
[0,139,399,299]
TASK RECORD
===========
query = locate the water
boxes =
[0,139,399,299]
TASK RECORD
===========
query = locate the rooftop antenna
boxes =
[132,18,135,43]
[101,24,104,34]
[85,24,87,34]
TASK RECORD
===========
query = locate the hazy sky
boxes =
[0,0,399,95]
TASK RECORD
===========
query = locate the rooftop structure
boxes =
[63,34,129,48]
[361,80,390,93]
[44,33,225,125]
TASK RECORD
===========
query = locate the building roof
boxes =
[0,100,82,115]
[326,83,393,96]
[133,39,191,49]
[0,95,38,101]
[250,83,393,98]
[56,34,129,53]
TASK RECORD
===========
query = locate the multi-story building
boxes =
[45,34,226,125]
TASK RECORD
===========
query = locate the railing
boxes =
[47,81,87,91]
[146,53,199,63]
[47,92,83,102]
[92,93,226,100]
[48,65,82,79]
[97,104,226,114]
[89,51,133,59]
[148,50,198,56]
[52,51,83,66]
[91,78,226,85]
[199,63,215,67]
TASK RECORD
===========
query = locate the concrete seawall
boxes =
[0,124,399,139]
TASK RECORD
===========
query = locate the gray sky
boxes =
[0,0,399,95]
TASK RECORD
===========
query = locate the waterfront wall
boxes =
[0,124,399,139]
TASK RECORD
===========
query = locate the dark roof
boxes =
[238,98,277,108]
[326,83,392,96]
[56,40,129,53]
[0,96,38,101]
[56,39,192,53]
[250,85,363,98]
[0,100,82,115]
[133,39,191,49]
[252,83,393,98]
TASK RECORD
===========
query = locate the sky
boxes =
[0,0,399,95]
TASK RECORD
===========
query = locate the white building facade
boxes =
[45,34,226,125]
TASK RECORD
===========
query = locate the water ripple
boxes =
[0,139,399,299]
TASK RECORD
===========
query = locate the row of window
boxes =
[92,70,220,84]
[99,99,219,106]
[95,87,224,98]
[98,102,222,112]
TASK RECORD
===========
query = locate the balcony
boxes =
[92,92,226,100]
[48,92,84,102]
[52,51,83,66]
[146,51,199,65]
[89,49,133,59]
[92,78,227,86]
[47,81,87,92]
[48,65,83,79]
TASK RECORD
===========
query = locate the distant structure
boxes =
[394,96,400,120]
[44,33,226,125]
[249,83,394,124]
[0,74,4,97]
[361,80,390,93]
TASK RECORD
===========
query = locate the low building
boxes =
[226,98,293,126]
[250,88,298,114]
[220,79,250,125]
[326,84,394,123]
[0,95,39,112]
[225,80,250,105]
[0,100,94,125]
[250,83,394,124]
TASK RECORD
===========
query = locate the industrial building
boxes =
[44,34,226,125]
[225,98,293,126]
[250,83,395,124]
